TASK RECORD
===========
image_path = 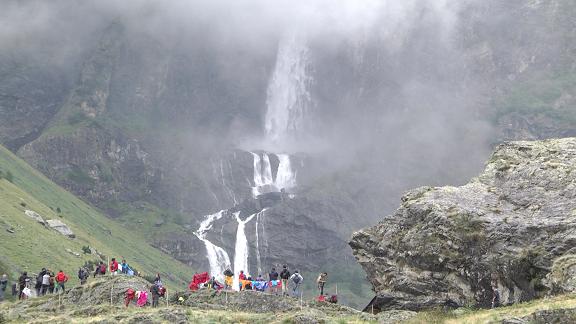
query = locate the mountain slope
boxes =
[0,144,194,288]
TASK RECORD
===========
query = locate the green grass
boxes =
[0,144,195,290]
[101,200,189,240]
[407,294,576,323]
[493,71,576,125]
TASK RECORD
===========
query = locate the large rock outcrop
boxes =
[350,138,576,311]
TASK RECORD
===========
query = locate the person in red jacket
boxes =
[55,270,68,294]
[238,270,246,291]
[110,258,119,275]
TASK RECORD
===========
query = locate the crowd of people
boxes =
[1,259,334,306]
[13,268,70,300]
[0,257,138,301]
[190,265,332,301]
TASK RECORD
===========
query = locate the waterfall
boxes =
[275,153,296,190]
[251,152,297,196]
[194,211,232,281]
[262,154,274,185]
[219,159,238,205]
[255,210,267,276]
[264,33,313,143]
[232,212,257,291]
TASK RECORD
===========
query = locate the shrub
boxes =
[82,246,92,255]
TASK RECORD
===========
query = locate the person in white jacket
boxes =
[289,271,303,297]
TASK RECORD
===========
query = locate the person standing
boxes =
[18,272,29,300]
[48,272,55,294]
[41,271,50,295]
[110,258,119,275]
[238,270,246,291]
[150,284,160,308]
[289,271,303,297]
[55,270,68,294]
[279,265,290,296]
[316,272,328,295]
[154,273,162,288]
[0,274,8,292]
[268,267,279,294]
[0,274,7,301]
[121,260,128,274]
[78,267,88,285]
[35,268,47,296]
[223,269,233,290]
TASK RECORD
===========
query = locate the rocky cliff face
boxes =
[351,137,576,310]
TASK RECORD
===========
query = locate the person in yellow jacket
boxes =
[223,269,233,290]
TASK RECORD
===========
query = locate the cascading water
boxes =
[233,212,257,291]
[203,31,307,283]
[194,211,232,281]
[264,32,313,144]
[251,152,297,196]
[254,209,267,276]
[275,154,296,190]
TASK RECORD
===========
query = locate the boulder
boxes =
[350,138,576,310]
[46,219,75,238]
[503,308,576,324]
[24,210,46,226]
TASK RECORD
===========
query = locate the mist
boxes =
[0,0,500,218]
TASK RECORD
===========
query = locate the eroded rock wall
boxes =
[351,138,576,310]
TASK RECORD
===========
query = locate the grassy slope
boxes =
[408,294,576,323]
[0,145,194,290]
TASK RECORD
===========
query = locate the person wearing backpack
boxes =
[150,284,160,308]
[94,262,103,278]
[94,261,107,277]
[279,265,290,296]
[289,271,303,297]
[78,267,88,285]
[35,268,47,296]
[55,270,68,294]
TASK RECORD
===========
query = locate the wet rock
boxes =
[351,138,576,310]
[46,219,75,238]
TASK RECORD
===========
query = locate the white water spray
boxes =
[275,154,296,190]
[194,211,232,281]
[255,209,267,276]
[265,33,313,144]
[251,152,297,196]
[233,212,257,291]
